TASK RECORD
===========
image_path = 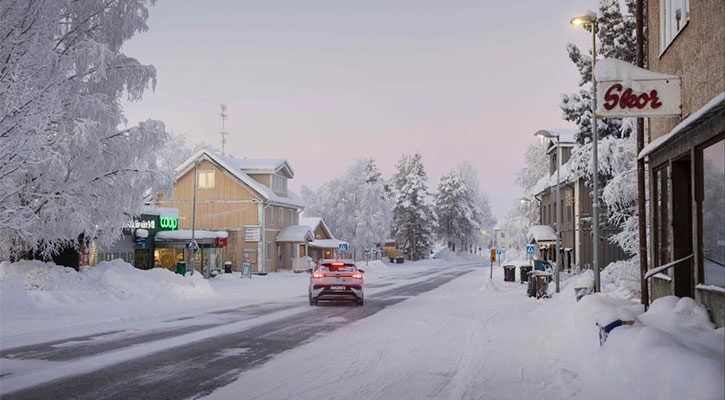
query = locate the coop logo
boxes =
[159,216,178,230]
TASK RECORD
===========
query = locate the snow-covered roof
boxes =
[536,129,577,145]
[175,150,305,209]
[527,225,556,244]
[141,206,179,218]
[221,157,293,177]
[299,216,335,239]
[530,159,577,196]
[530,175,550,196]
[276,225,314,242]
[309,239,346,249]
[493,221,503,230]
[595,58,678,83]
[639,92,725,160]
[155,230,228,241]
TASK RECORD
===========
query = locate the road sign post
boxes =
[489,248,496,279]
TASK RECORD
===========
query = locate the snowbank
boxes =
[600,257,641,300]
[0,259,215,308]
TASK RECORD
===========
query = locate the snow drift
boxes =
[0,259,215,311]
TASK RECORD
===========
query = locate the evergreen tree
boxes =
[434,171,480,252]
[391,153,437,260]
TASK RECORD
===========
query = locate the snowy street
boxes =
[3,256,721,400]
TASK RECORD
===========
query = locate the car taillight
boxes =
[331,262,345,266]
[352,273,362,279]
[312,272,325,279]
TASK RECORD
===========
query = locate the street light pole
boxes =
[570,12,600,293]
[190,159,199,277]
[590,21,601,293]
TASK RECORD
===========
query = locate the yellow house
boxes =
[154,150,306,273]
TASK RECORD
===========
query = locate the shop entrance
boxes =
[671,156,694,298]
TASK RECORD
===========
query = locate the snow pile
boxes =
[0,259,215,308]
[600,257,641,300]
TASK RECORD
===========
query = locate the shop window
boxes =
[699,139,724,287]
[660,0,690,53]
[197,170,215,189]
[652,165,672,274]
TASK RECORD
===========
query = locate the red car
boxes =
[308,260,364,306]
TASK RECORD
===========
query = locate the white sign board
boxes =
[597,78,681,117]
[594,58,681,118]
[244,226,261,242]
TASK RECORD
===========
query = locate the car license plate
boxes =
[330,285,345,290]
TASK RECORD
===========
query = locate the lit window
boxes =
[197,170,215,189]
[660,0,690,52]
[700,139,724,287]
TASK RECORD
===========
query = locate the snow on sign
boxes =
[595,58,681,118]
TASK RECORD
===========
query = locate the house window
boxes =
[266,242,272,261]
[268,207,275,226]
[699,138,724,287]
[660,0,690,52]
[288,209,294,225]
[653,165,672,274]
[279,207,284,226]
[196,170,215,189]
[272,175,288,194]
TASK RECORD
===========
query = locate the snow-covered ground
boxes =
[0,257,457,348]
[204,264,724,400]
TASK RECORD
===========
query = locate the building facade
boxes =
[154,150,306,274]
[532,130,627,271]
[643,0,724,325]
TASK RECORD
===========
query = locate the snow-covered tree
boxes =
[434,170,483,252]
[390,153,437,260]
[516,143,549,193]
[455,161,496,237]
[0,0,169,260]
[561,0,644,257]
[301,158,393,257]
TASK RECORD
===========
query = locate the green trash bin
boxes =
[176,261,187,275]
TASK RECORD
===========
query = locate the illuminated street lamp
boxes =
[570,11,601,292]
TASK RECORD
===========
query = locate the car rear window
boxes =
[320,264,355,272]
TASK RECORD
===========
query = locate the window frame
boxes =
[279,207,284,226]
[196,170,216,189]
[652,162,672,274]
[696,134,725,287]
[266,242,272,262]
[659,0,690,56]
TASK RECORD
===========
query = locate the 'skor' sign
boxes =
[597,78,681,117]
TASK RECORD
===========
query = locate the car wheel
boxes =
[309,293,315,306]
[357,298,364,306]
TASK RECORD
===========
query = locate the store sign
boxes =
[125,217,155,230]
[594,59,681,118]
[244,226,261,242]
[597,79,681,117]
[159,216,178,230]
[216,237,228,247]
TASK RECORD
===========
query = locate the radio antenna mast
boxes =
[219,104,230,155]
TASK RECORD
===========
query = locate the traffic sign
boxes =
[489,248,496,263]
[525,244,536,255]
[338,242,348,251]
[497,248,505,256]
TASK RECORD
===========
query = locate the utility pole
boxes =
[591,20,601,293]
[636,0,649,309]
[219,104,230,155]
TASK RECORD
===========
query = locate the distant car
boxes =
[308,260,364,306]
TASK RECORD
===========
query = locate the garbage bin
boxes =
[519,266,532,284]
[176,261,186,275]
[395,256,404,264]
[526,270,551,298]
[224,261,232,274]
[503,265,516,282]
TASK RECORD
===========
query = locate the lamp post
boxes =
[570,12,600,292]
[190,159,201,277]
[534,130,562,293]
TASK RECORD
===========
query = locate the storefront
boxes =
[154,230,228,273]
[641,94,725,326]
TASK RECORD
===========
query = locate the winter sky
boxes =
[122,0,599,219]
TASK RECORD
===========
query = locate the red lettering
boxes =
[603,84,622,110]
[602,83,664,111]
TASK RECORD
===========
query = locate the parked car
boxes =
[308,260,364,306]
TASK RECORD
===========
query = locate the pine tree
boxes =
[391,153,437,260]
[434,171,480,252]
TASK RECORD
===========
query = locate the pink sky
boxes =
[122,0,598,219]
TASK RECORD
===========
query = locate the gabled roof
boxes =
[175,150,305,208]
[527,225,556,244]
[276,225,314,242]
[299,216,335,239]
[222,156,294,178]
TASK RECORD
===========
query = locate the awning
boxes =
[276,225,314,242]
[639,92,724,160]
[527,225,557,244]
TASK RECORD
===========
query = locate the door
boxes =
[671,157,694,298]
